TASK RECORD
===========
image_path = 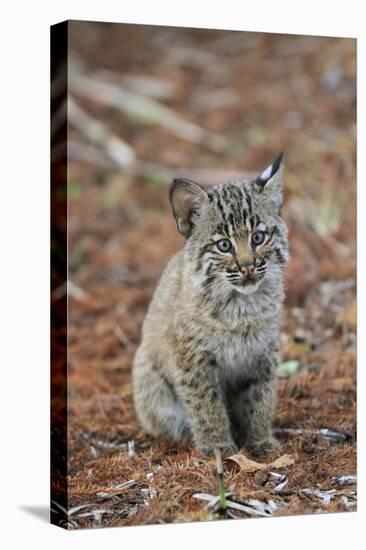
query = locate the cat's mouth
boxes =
[230,276,263,295]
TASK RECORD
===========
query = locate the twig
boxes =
[331,475,357,487]
[128,440,135,457]
[275,427,353,443]
[165,46,226,70]
[121,74,176,99]
[81,432,128,450]
[113,325,131,347]
[67,141,120,169]
[96,480,137,498]
[214,448,227,514]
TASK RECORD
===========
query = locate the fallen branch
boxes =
[275,427,354,443]
[69,59,227,153]
[68,97,136,167]
[96,480,137,498]
[331,475,357,487]
[66,141,251,185]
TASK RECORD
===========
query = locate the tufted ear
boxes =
[253,152,284,211]
[170,178,208,238]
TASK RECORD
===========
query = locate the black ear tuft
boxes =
[256,152,284,186]
[270,151,284,177]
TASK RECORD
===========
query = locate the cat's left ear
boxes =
[253,152,284,211]
[170,178,208,238]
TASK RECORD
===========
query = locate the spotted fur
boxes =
[133,154,289,456]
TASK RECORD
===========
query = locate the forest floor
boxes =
[52,24,356,528]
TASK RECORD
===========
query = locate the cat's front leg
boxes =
[231,371,279,455]
[174,355,237,457]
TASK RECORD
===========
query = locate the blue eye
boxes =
[217,239,232,253]
[251,231,265,246]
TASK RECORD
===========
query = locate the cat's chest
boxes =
[209,326,273,378]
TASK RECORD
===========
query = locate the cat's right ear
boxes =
[253,152,284,211]
[170,178,208,238]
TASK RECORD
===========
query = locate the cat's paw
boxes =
[247,435,281,456]
[197,441,238,458]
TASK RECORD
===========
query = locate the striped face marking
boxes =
[194,180,288,297]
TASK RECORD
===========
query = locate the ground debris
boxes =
[193,492,282,518]
[81,431,130,451]
[331,475,357,486]
[275,427,354,443]
[299,488,337,506]
[61,25,356,529]
[298,482,357,511]
[96,479,137,497]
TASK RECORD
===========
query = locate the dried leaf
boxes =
[225,454,266,473]
[225,452,294,473]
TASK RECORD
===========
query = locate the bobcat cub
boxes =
[133,153,289,456]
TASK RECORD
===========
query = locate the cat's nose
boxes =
[240,261,255,278]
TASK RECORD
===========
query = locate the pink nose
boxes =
[241,261,255,278]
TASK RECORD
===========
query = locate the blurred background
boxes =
[59,21,356,528]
